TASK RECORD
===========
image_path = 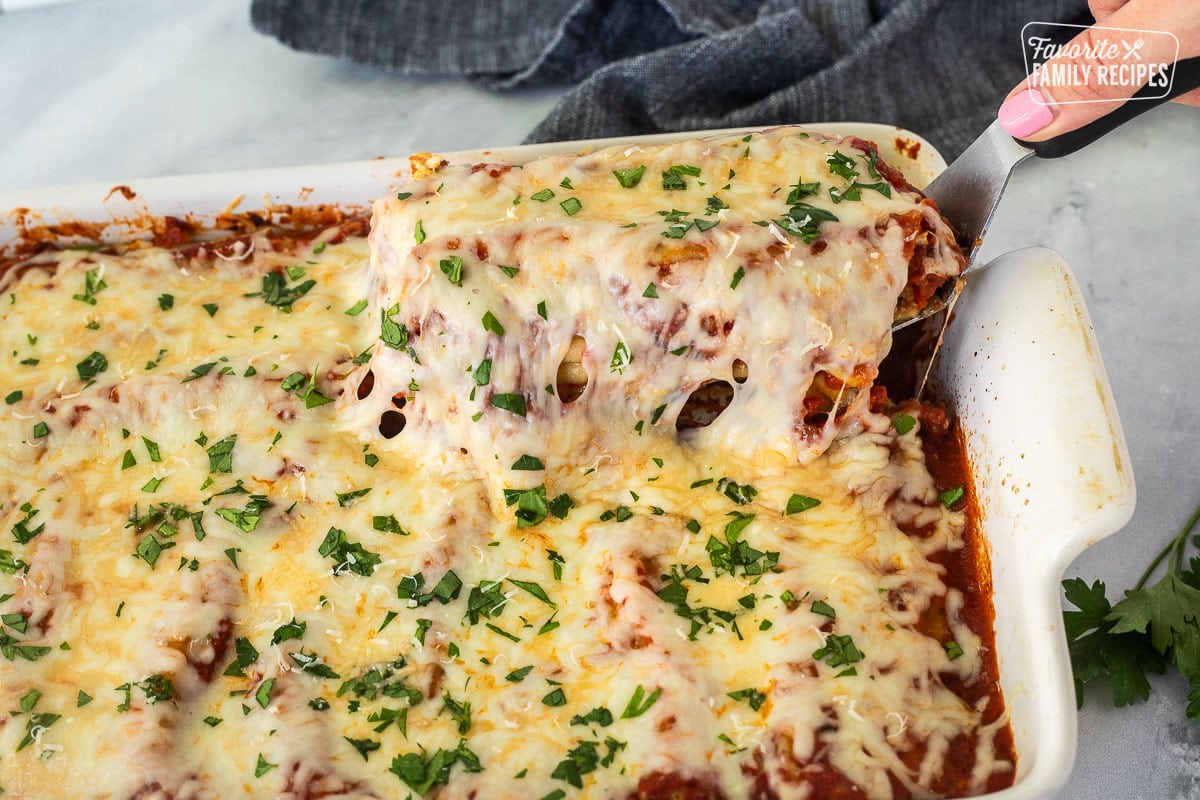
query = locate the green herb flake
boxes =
[559,197,582,216]
[785,494,821,515]
[72,267,107,305]
[613,166,646,188]
[439,255,465,286]
[255,754,276,778]
[490,393,526,417]
[893,414,916,435]
[512,454,545,471]
[813,634,865,668]
[620,684,662,719]
[481,310,506,336]
[940,486,965,508]
[206,435,237,473]
[811,599,836,618]
[730,266,746,290]
[609,341,632,374]
[345,299,369,316]
[76,350,108,382]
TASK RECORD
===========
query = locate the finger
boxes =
[999,11,1181,140]
[1088,0,1130,22]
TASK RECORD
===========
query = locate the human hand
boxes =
[998,0,1200,140]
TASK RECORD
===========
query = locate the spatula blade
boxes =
[923,120,1032,263]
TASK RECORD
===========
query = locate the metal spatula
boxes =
[898,55,1200,333]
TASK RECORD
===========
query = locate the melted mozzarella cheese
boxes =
[0,128,1010,800]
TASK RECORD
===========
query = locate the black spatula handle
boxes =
[1017,56,1200,158]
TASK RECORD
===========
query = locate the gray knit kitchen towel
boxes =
[250,0,1090,159]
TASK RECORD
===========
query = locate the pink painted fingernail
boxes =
[998,88,1055,138]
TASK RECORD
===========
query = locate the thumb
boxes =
[998,22,1179,141]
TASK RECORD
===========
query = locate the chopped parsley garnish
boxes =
[345,299,369,316]
[390,740,482,795]
[134,532,174,568]
[773,202,838,244]
[609,341,632,374]
[223,637,259,678]
[893,413,916,435]
[206,435,237,473]
[503,485,548,528]
[499,667,534,688]
[542,687,567,706]
[613,166,646,188]
[559,197,582,216]
[214,495,269,533]
[481,310,506,336]
[441,692,472,734]
[157,293,174,310]
[945,640,965,660]
[76,350,108,382]
[281,371,333,408]
[490,393,526,416]
[373,514,408,535]
[336,487,371,507]
[255,677,275,708]
[786,178,821,203]
[707,513,779,577]
[439,255,464,286]
[380,303,418,359]
[319,527,382,577]
[642,283,659,298]
[620,684,661,718]
[826,151,858,179]
[510,578,554,606]
[658,208,692,239]
[537,300,548,320]
[253,270,316,313]
[531,189,555,202]
[16,712,60,752]
[813,634,865,668]
[940,486,965,508]
[570,706,613,727]
[414,220,426,244]
[202,302,219,317]
[717,478,757,505]
[345,737,381,761]
[398,570,463,607]
[730,266,745,289]
[727,687,767,711]
[272,617,306,645]
[512,454,545,471]
[662,164,701,190]
[255,754,276,778]
[784,494,821,515]
[599,506,633,523]
[72,267,107,305]
[473,358,492,386]
[811,599,836,618]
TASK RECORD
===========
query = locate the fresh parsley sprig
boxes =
[1063,502,1200,718]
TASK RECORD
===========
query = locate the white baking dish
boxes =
[0,125,1135,799]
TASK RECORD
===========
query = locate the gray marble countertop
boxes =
[2,1,1199,797]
